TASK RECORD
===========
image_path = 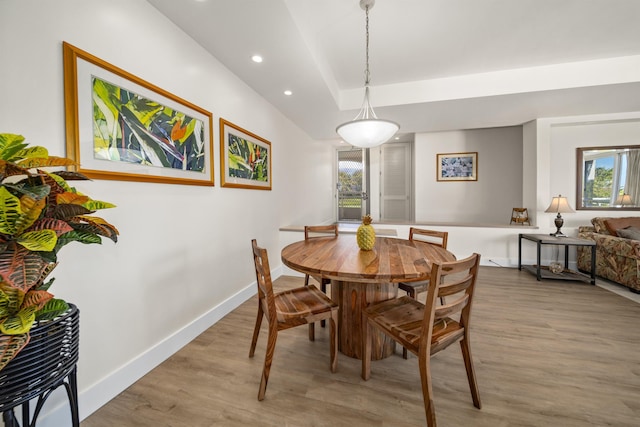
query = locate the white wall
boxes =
[533,112,640,233]
[0,0,334,424]
[414,126,523,223]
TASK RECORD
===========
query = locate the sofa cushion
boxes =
[591,217,612,234]
[604,217,640,236]
[617,226,640,241]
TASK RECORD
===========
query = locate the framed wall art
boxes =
[436,152,478,182]
[220,118,272,190]
[63,42,215,186]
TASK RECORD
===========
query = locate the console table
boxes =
[518,233,596,285]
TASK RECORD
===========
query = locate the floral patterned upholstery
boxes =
[577,218,640,292]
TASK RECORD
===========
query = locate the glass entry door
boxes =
[337,149,368,222]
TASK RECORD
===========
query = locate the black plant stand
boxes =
[0,305,79,427]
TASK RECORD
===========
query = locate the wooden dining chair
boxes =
[249,239,338,401]
[361,253,482,427]
[398,227,449,358]
[304,224,338,330]
[303,224,338,293]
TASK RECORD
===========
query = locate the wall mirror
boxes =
[576,145,640,210]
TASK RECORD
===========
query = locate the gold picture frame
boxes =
[436,152,478,182]
[220,118,272,190]
[63,42,215,186]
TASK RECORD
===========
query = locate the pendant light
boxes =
[336,0,399,148]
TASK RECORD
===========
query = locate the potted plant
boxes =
[0,132,118,372]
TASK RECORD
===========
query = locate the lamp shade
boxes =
[616,193,633,206]
[545,195,575,213]
[336,118,399,148]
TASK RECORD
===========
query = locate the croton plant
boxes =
[0,133,118,371]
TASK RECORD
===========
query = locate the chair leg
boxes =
[304,274,310,286]
[308,322,315,341]
[459,338,482,409]
[403,288,417,359]
[418,352,437,427]
[329,310,338,373]
[320,281,328,328]
[249,303,264,358]
[361,316,372,380]
[258,325,278,401]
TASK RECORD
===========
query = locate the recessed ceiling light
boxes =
[284,90,292,96]
[251,55,263,63]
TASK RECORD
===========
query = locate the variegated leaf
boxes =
[14,145,48,160]
[0,246,50,291]
[29,218,74,236]
[5,183,51,200]
[83,199,116,210]
[0,333,30,372]
[54,203,93,219]
[15,195,45,234]
[52,170,90,181]
[17,156,75,168]
[56,230,102,248]
[17,229,58,252]
[0,133,28,161]
[74,215,119,239]
[0,186,21,235]
[0,282,25,315]
[22,289,53,310]
[35,298,68,321]
[0,305,37,334]
[57,192,89,205]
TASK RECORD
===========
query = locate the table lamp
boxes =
[545,194,575,237]
[616,193,633,207]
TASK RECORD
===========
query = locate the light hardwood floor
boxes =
[81,267,640,426]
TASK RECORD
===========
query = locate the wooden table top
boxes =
[281,235,455,283]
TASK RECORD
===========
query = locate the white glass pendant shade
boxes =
[337,118,399,148]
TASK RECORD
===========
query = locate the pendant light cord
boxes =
[364,5,371,86]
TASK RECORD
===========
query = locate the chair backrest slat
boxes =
[304,224,339,240]
[409,227,448,249]
[420,253,480,349]
[251,239,276,323]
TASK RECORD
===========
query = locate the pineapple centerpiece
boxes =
[356,215,376,251]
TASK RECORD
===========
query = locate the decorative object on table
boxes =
[549,262,564,274]
[361,253,482,426]
[0,133,118,370]
[356,215,376,250]
[335,0,399,148]
[249,240,338,401]
[63,42,215,186]
[616,193,634,207]
[510,208,530,225]
[436,152,478,181]
[220,118,271,190]
[545,194,575,237]
[549,238,565,274]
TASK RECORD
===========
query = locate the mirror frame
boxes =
[576,145,640,211]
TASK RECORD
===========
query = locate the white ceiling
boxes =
[146,0,640,141]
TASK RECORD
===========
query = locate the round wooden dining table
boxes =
[281,234,455,360]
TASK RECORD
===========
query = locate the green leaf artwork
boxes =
[228,133,269,182]
[92,77,206,173]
